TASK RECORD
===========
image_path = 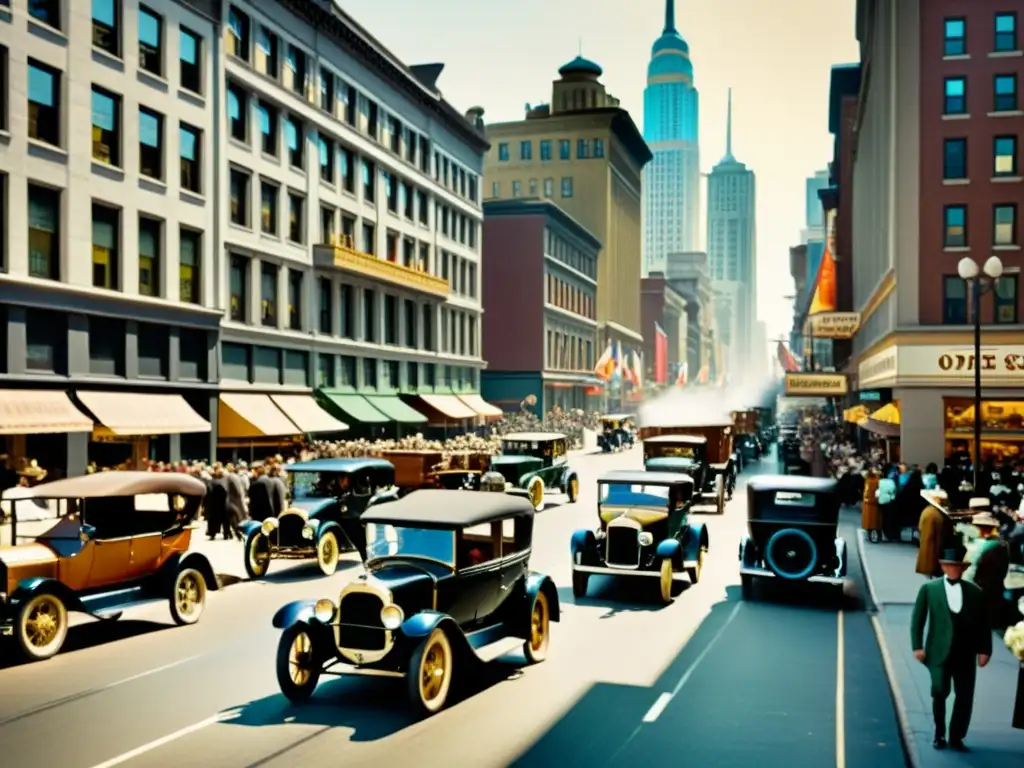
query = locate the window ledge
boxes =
[229,137,251,152]
[941,113,971,120]
[177,89,206,107]
[27,17,67,41]
[943,246,971,253]
[92,160,125,179]
[989,50,1023,58]
[228,222,252,235]
[260,151,279,163]
[992,176,1022,183]
[0,129,10,145]
[259,232,281,242]
[27,138,68,158]
[139,176,168,193]
[137,69,169,90]
[942,178,970,185]
[91,46,124,67]
[942,54,971,61]
[179,189,206,205]
[993,244,1021,251]
[988,110,1024,118]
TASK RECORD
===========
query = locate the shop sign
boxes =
[858,347,898,388]
[859,390,882,401]
[900,345,1024,382]
[784,373,848,396]
[808,312,861,339]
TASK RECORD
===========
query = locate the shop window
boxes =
[253,346,280,385]
[26,308,65,373]
[942,275,967,324]
[340,355,356,387]
[221,342,250,382]
[944,398,1024,463]
[995,274,1018,324]
[88,316,125,376]
[179,328,207,381]
[283,350,308,387]
[943,17,966,56]
[317,353,334,388]
[137,322,168,378]
[943,204,967,247]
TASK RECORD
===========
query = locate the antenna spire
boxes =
[664,0,676,33]
[725,87,734,160]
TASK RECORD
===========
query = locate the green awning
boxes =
[364,395,428,424]
[318,391,390,423]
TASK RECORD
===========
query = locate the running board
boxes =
[739,567,844,585]
[473,636,524,662]
[573,565,689,580]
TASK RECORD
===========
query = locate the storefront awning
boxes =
[270,395,349,433]
[218,394,300,439]
[365,396,427,423]
[318,391,390,423]
[0,390,93,435]
[78,391,210,437]
[457,393,503,418]
[419,394,476,420]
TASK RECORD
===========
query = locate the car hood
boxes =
[362,562,446,615]
[645,457,699,470]
[286,497,337,518]
[599,505,669,526]
[0,542,58,567]
[490,456,538,466]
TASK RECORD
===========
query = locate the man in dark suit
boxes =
[911,541,993,751]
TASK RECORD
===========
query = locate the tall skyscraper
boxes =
[706,90,756,381]
[642,0,701,274]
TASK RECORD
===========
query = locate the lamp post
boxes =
[956,255,1004,490]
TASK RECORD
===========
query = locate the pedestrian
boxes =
[963,512,1011,630]
[267,463,290,510]
[222,464,246,540]
[246,463,283,522]
[910,541,993,751]
[861,468,882,541]
[205,463,228,539]
[917,490,954,578]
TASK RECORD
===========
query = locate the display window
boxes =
[943,398,1024,461]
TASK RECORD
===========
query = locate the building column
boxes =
[66,433,88,477]
[168,434,182,462]
[5,306,27,375]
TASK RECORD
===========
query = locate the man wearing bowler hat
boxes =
[911,540,993,751]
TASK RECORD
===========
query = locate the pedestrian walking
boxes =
[917,490,954,578]
[205,464,228,539]
[910,541,993,751]
[222,464,246,540]
[247,463,285,522]
[964,512,1011,630]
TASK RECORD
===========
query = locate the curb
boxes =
[857,529,921,768]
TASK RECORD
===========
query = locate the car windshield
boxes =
[599,483,670,507]
[771,491,817,507]
[653,445,697,458]
[364,523,455,566]
[289,471,349,500]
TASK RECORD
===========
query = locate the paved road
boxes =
[0,449,903,768]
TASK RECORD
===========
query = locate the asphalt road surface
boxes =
[0,448,904,768]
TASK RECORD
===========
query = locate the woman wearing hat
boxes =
[964,511,1011,630]
[917,490,956,578]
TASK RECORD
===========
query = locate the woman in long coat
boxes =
[916,491,954,577]
[861,469,882,541]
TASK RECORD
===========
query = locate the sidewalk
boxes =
[857,530,1024,767]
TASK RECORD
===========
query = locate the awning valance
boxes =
[78,392,210,437]
[318,391,390,423]
[270,395,348,433]
[419,394,476,420]
[365,395,427,423]
[457,393,503,418]
[0,390,93,435]
[218,394,300,439]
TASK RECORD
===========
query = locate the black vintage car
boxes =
[488,433,579,510]
[570,471,708,603]
[271,490,559,716]
[597,414,634,452]
[739,476,847,600]
[241,458,398,579]
[642,434,730,513]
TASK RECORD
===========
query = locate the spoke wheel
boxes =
[170,567,207,626]
[523,591,550,663]
[568,477,579,503]
[16,593,68,661]
[528,477,544,511]
[407,629,454,717]
[659,558,675,603]
[276,624,321,702]
[245,532,270,579]
[687,547,706,584]
[317,531,340,576]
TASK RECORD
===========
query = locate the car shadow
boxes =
[0,620,171,669]
[743,577,863,612]
[557,574,691,618]
[249,557,362,585]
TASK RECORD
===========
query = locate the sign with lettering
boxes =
[784,373,848,396]
[808,312,861,339]
[899,345,1024,384]
[859,390,882,401]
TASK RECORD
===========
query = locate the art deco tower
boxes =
[642,0,701,274]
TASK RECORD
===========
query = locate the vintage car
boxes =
[242,458,398,579]
[271,490,559,716]
[732,409,763,463]
[641,429,732,513]
[597,414,634,452]
[570,471,708,603]
[488,433,579,510]
[739,476,847,600]
[778,436,810,475]
[0,472,218,661]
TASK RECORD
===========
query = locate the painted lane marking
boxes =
[668,601,742,697]
[641,693,672,723]
[836,609,845,768]
[88,712,228,768]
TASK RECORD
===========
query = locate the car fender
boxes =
[656,538,682,568]
[317,520,342,542]
[683,522,708,560]
[272,599,318,629]
[368,488,400,507]
[397,611,476,659]
[518,470,539,489]
[525,572,560,622]
[239,519,262,537]
[739,536,757,566]
[834,537,848,577]
[570,529,596,559]
[559,468,577,489]
[177,551,220,591]
[9,578,86,613]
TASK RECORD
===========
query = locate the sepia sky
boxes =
[340,0,860,345]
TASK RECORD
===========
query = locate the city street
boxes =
[0,448,903,768]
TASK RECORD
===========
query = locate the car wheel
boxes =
[571,570,589,599]
[867,529,881,544]
[567,476,579,503]
[523,590,550,663]
[16,592,69,661]
[659,558,675,604]
[527,477,544,511]
[687,547,706,584]
[169,567,207,626]
[741,574,754,600]
[407,628,454,717]
[244,531,271,579]
[317,530,340,576]
[276,624,321,703]
[716,481,726,514]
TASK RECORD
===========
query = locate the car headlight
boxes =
[638,532,654,546]
[1019,595,1024,615]
[380,604,404,630]
[301,525,315,540]
[261,518,278,536]
[313,598,336,623]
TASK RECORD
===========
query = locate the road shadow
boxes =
[557,573,691,618]
[0,620,170,669]
[249,557,362,586]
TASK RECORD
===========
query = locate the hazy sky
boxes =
[340,0,860,343]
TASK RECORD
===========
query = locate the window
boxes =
[384,295,398,344]
[540,140,551,161]
[229,254,247,321]
[28,60,61,147]
[260,180,277,234]
[943,138,966,179]
[93,0,120,57]
[363,159,375,202]
[227,82,247,142]
[320,205,335,244]
[340,284,354,338]
[317,277,332,333]
[138,217,161,296]
[561,177,573,198]
[28,185,60,280]
[26,309,64,373]
[994,274,1019,323]
[29,0,60,28]
[362,222,375,254]
[261,263,278,326]
[285,115,303,167]
[230,168,249,226]
[0,46,6,133]
[288,270,302,330]
[943,204,966,247]
[994,74,1018,112]
[490,181,499,198]
[257,101,277,156]
[994,136,1018,177]
[995,13,1018,53]
[363,289,376,343]
[138,6,163,77]
[255,26,277,78]
[179,228,200,304]
[559,139,571,159]
[138,107,163,180]
[91,87,121,166]
[512,181,520,198]
[227,6,249,60]
[498,143,508,161]
[577,138,590,159]
[363,358,377,388]
[91,203,119,289]
[422,305,434,351]
[994,204,1017,245]
[288,192,304,244]
[320,68,334,112]
[943,276,967,324]
[179,123,201,193]
[520,141,532,160]
[404,299,416,347]
[177,27,202,94]
[544,178,554,197]
[318,134,334,183]
[594,139,606,158]
[340,147,355,193]
[89,316,124,376]
[402,183,414,219]
[944,18,966,56]
[285,45,306,96]
[944,77,966,114]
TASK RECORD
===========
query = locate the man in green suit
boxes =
[911,542,993,751]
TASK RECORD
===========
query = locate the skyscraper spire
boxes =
[724,87,734,160]
[664,0,676,33]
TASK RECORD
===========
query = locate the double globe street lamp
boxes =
[956,255,1004,490]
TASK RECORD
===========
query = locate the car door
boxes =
[497,517,528,608]
[449,523,502,624]
[127,497,172,580]
[84,499,132,587]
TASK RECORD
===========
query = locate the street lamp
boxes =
[956,255,1004,490]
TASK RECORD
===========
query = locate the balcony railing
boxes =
[313,235,449,297]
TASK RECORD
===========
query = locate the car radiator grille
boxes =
[338,592,386,651]
[276,515,307,546]
[606,527,639,566]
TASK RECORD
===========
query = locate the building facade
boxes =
[665,251,716,382]
[640,274,687,383]
[805,170,830,230]
[642,0,701,273]
[480,200,601,412]
[483,57,652,353]
[0,0,223,474]
[851,0,1024,465]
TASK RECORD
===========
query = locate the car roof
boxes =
[644,420,733,429]
[501,432,566,441]
[746,475,837,494]
[361,489,534,529]
[601,413,631,419]
[490,454,542,462]
[643,434,707,444]
[599,470,694,486]
[24,471,207,499]
[285,458,395,473]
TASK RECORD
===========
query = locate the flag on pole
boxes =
[676,362,688,387]
[631,351,643,390]
[776,341,801,373]
[654,323,668,384]
[621,346,635,384]
[696,364,710,384]
[594,342,617,380]
[614,341,625,381]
